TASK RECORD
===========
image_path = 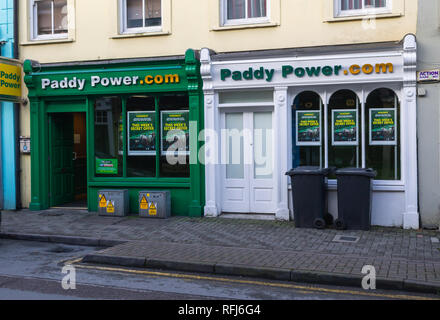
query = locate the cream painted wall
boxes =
[18,0,417,208]
[19,0,417,63]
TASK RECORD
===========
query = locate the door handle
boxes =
[73,152,77,161]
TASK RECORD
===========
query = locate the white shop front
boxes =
[200,34,419,229]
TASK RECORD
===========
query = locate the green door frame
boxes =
[24,49,205,216]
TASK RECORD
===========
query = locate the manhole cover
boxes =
[332,235,360,243]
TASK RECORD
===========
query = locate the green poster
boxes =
[296,110,321,146]
[161,110,190,155]
[96,158,118,175]
[370,108,397,145]
[332,109,358,146]
[128,111,156,155]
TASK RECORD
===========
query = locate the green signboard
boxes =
[128,111,156,155]
[296,110,321,146]
[161,110,190,155]
[332,109,358,146]
[369,108,397,145]
[96,158,118,175]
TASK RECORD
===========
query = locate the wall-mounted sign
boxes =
[220,62,394,83]
[417,70,440,82]
[369,108,397,146]
[0,58,22,102]
[96,158,118,175]
[161,110,190,155]
[128,111,156,156]
[295,111,321,146]
[332,109,358,146]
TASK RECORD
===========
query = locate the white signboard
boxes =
[417,70,440,82]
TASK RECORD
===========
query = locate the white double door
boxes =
[221,110,275,214]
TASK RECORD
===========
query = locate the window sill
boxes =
[211,21,279,31]
[324,12,402,23]
[20,38,74,46]
[111,31,171,39]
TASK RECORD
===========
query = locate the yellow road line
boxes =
[63,258,439,300]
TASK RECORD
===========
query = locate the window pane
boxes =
[227,0,246,20]
[340,0,362,10]
[127,96,156,177]
[145,0,161,26]
[53,0,67,34]
[254,112,272,179]
[159,94,190,178]
[328,90,361,173]
[365,0,386,8]
[95,97,123,177]
[126,0,143,28]
[225,113,244,179]
[292,91,323,168]
[36,0,52,35]
[248,0,267,18]
[366,88,400,180]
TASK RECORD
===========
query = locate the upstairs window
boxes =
[121,0,162,33]
[31,0,68,40]
[336,0,390,17]
[223,0,268,25]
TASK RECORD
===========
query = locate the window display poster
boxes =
[96,158,118,175]
[332,109,358,146]
[128,111,156,155]
[296,110,321,146]
[161,110,190,155]
[369,108,397,145]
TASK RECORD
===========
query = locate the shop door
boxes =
[221,111,275,214]
[49,113,75,207]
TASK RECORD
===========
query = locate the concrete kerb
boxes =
[0,232,126,248]
[80,252,440,295]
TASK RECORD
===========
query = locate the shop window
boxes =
[94,97,123,177]
[366,88,400,180]
[335,0,390,17]
[328,90,361,171]
[222,0,269,26]
[159,94,190,178]
[127,96,156,177]
[31,0,68,40]
[292,91,324,168]
[120,0,162,33]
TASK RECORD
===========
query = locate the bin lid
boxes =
[286,166,330,176]
[335,167,377,178]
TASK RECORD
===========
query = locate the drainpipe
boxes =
[14,0,21,209]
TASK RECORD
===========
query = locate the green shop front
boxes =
[23,50,204,216]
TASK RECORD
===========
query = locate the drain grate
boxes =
[332,235,360,243]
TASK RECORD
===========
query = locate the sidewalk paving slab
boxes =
[1,209,440,295]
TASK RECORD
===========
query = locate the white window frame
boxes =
[221,0,270,27]
[30,0,68,41]
[335,0,392,18]
[119,0,162,34]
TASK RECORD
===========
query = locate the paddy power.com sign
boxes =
[0,58,22,102]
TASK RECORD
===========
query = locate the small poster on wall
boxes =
[127,111,156,156]
[96,159,118,175]
[295,110,321,146]
[332,109,358,146]
[161,110,190,155]
[369,108,397,145]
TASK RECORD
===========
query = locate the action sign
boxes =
[296,111,321,146]
[128,111,156,156]
[161,110,190,155]
[0,58,22,102]
[332,109,358,146]
[369,108,397,146]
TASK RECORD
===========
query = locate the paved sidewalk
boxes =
[1,209,440,294]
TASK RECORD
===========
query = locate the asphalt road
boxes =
[0,239,438,301]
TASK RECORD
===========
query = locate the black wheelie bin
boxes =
[334,168,377,231]
[286,166,333,229]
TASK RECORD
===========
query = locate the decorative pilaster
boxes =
[402,34,419,229]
